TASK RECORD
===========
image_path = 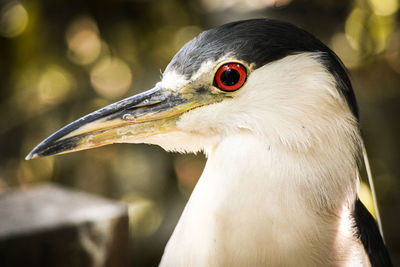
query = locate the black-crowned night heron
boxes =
[27,19,392,266]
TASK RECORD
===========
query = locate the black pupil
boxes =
[220,68,240,86]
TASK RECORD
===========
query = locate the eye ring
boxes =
[214,63,247,92]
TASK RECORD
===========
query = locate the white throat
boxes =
[160,132,369,266]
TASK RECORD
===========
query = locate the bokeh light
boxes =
[90,56,132,99]
[368,0,399,16]
[368,14,396,54]
[344,1,397,60]
[345,8,369,53]
[0,1,28,38]
[66,16,102,65]
[38,65,75,105]
[122,194,163,238]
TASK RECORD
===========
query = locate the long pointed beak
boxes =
[26,84,217,160]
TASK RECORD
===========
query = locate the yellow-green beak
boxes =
[26,84,221,160]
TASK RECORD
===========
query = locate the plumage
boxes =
[26,19,392,266]
[354,199,392,266]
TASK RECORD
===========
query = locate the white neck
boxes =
[160,132,369,266]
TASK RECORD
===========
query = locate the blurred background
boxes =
[0,0,399,265]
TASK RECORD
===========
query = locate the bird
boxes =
[26,19,392,266]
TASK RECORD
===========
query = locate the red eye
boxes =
[214,63,247,92]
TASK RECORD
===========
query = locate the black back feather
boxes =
[354,199,393,266]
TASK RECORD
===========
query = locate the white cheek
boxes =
[176,52,358,152]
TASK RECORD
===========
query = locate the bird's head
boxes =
[26,19,360,160]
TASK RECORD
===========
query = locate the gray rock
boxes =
[0,185,129,267]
